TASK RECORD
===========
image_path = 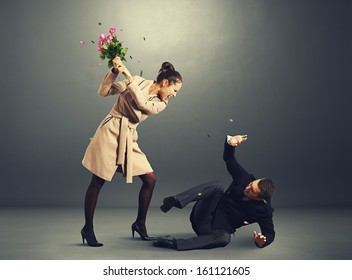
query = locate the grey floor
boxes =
[1,206,351,260]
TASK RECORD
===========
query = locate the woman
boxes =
[81,56,183,246]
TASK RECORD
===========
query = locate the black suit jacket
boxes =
[212,140,275,248]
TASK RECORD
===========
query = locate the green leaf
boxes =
[121,47,128,55]
[108,45,116,52]
[107,53,113,59]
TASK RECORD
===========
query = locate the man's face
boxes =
[244,179,263,201]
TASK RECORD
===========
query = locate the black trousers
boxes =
[172,181,231,251]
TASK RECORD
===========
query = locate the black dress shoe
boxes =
[153,236,177,249]
[160,196,181,213]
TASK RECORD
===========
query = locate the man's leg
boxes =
[154,183,229,250]
[160,181,224,212]
[189,184,223,234]
[153,229,231,251]
[176,229,231,251]
[174,191,229,251]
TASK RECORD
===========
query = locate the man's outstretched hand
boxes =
[253,230,267,247]
[227,135,248,147]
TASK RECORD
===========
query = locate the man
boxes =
[153,134,275,250]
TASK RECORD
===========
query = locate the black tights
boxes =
[83,173,157,235]
[83,174,105,232]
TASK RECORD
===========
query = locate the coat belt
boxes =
[109,109,138,183]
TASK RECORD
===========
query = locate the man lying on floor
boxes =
[153,134,275,251]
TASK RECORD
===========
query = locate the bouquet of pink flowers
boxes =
[98,27,128,68]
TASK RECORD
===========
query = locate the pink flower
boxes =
[98,40,103,51]
[106,35,113,43]
[99,33,105,40]
[79,41,86,44]
[109,27,116,34]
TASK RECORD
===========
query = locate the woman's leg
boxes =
[81,174,105,246]
[132,172,157,239]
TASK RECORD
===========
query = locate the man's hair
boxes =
[258,178,275,201]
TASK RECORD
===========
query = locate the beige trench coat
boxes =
[82,70,168,183]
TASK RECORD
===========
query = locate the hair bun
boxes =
[159,62,175,74]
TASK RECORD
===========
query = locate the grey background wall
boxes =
[1,0,350,207]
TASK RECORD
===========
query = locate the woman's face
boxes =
[158,80,182,101]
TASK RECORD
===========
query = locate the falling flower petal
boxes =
[98,22,102,26]
[143,37,146,41]
[79,41,86,44]
[129,55,133,59]
[228,118,234,123]
[244,221,249,225]
[91,40,95,43]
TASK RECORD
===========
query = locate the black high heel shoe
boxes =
[81,228,103,247]
[131,222,155,241]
